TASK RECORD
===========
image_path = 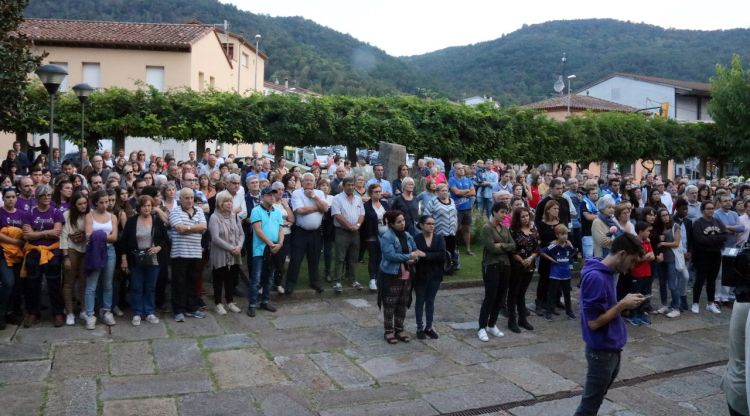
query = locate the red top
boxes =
[631,240,653,279]
[529,184,541,209]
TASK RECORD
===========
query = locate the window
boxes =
[50,62,69,92]
[221,43,235,60]
[209,76,215,88]
[145,66,165,92]
[198,72,205,91]
[241,52,249,68]
[611,87,621,100]
[82,62,101,89]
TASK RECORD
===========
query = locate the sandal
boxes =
[395,331,411,343]
[384,332,398,344]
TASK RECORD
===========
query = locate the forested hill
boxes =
[23,0,750,103]
[23,0,424,96]
[404,19,750,104]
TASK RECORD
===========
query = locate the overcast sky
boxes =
[223,0,749,56]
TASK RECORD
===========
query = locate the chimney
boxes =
[284,78,289,89]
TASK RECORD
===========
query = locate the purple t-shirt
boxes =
[579,258,627,351]
[0,207,29,228]
[16,195,36,212]
[51,201,69,215]
[26,206,64,249]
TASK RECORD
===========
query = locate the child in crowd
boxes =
[541,224,577,321]
[629,221,660,326]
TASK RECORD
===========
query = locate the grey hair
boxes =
[215,190,233,207]
[685,184,698,194]
[35,184,53,197]
[226,173,241,184]
[597,194,616,211]
[401,177,415,187]
[301,172,316,181]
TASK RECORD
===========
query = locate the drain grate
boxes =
[442,359,727,416]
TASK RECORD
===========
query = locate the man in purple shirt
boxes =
[575,233,645,416]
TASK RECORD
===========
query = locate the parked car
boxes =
[302,146,332,166]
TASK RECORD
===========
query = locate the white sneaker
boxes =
[146,314,160,324]
[477,328,489,342]
[131,316,141,326]
[65,313,75,326]
[655,306,669,315]
[226,303,241,313]
[216,303,227,315]
[79,311,87,321]
[369,279,377,291]
[486,325,505,338]
[113,306,124,317]
[706,303,721,314]
[277,285,285,294]
[666,309,681,318]
[352,281,363,290]
[691,303,700,314]
[103,311,116,326]
[85,315,96,330]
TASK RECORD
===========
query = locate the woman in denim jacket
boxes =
[378,209,425,344]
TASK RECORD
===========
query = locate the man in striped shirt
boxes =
[169,188,208,322]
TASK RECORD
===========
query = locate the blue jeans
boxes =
[575,347,621,416]
[130,265,159,316]
[248,256,274,307]
[582,236,594,258]
[658,261,680,309]
[414,276,441,330]
[85,245,115,316]
[477,196,493,219]
[0,256,17,316]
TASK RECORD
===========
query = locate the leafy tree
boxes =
[709,54,750,173]
[1,0,44,137]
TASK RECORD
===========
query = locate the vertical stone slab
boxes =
[378,142,406,182]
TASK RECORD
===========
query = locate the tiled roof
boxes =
[264,81,321,97]
[19,18,215,51]
[581,72,711,96]
[525,95,639,113]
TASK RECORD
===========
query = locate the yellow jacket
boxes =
[0,226,25,267]
[21,241,60,278]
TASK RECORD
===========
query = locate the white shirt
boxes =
[331,192,364,228]
[291,188,326,230]
[231,189,248,221]
[660,192,674,213]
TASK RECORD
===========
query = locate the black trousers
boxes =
[547,278,572,312]
[693,252,721,304]
[509,262,533,319]
[212,265,239,304]
[285,226,322,291]
[478,263,510,329]
[535,257,552,306]
[366,239,382,280]
[171,257,200,315]
[575,347,621,416]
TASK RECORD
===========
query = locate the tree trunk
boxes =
[113,135,126,154]
[719,159,726,178]
[274,142,285,164]
[699,156,707,179]
[195,138,206,158]
[347,144,357,166]
[660,159,671,180]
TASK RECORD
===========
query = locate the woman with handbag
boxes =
[207,191,245,315]
[413,215,446,340]
[61,192,89,326]
[378,210,425,344]
[120,195,167,326]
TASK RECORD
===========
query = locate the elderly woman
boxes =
[391,177,419,236]
[379,210,424,344]
[208,191,245,315]
[424,183,458,273]
[592,195,617,258]
[120,195,167,325]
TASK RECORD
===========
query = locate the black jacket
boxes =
[363,199,389,240]
[534,195,571,229]
[414,232,446,284]
[120,214,169,265]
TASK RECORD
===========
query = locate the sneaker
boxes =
[246,307,256,317]
[424,328,439,339]
[113,306,124,317]
[226,303,241,313]
[185,310,206,319]
[79,311,88,322]
[486,325,504,337]
[277,285,285,295]
[103,312,116,326]
[174,313,185,322]
[215,303,227,316]
[624,316,641,326]
[706,303,721,314]
[369,279,377,291]
[666,309,681,318]
[352,281,363,290]
[691,303,700,314]
[260,303,277,313]
[416,330,426,340]
[640,314,652,325]
[85,315,97,330]
[544,312,552,322]
[54,314,65,327]
[65,313,75,326]
[566,311,576,319]
[477,328,489,342]
[131,316,141,326]
[655,306,669,315]
[333,283,343,294]
[146,314,160,324]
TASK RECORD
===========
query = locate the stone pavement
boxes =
[0,286,733,416]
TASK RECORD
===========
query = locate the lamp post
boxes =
[35,64,68,169]
[72,83,94,166]
[254,34,261,93]
[567,74,576,115]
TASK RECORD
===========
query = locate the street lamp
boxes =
[254,34,261,93]
[72,83,94,166]
[567,74,577,115]
[35,64,68,169]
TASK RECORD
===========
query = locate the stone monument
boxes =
[378,142,407,181]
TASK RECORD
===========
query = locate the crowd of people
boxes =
[1,143,748,347]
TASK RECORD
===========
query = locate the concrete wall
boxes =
[676,95,713,121]
[581,77,675,117]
